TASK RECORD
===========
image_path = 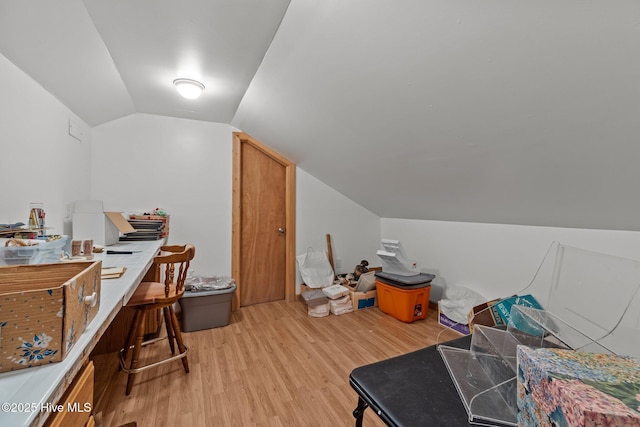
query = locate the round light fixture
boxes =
[173,78,205,99]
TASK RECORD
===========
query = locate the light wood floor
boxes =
[93,300,461,427]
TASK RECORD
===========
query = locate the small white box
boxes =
[322,284,350,299]
[72,201,135,246]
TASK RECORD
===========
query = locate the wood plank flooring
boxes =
[93,300,462,427]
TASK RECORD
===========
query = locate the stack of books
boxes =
[119,218,165,241]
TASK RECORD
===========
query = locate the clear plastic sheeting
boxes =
[439,325,568,426]
[438,345,519,427]
[510,243,640,359]
[438,242,640,426]
[185,275,236,292]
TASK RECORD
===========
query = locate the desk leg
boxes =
[353,396,368,427]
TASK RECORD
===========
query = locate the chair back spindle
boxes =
[152,244,195,298]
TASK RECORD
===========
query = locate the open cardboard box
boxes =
[72,200,136,246]
[439,298,503,336]
[438,303,470,335]
[467,298,502,333]
[349,287,377,311]
[0,261,101,372]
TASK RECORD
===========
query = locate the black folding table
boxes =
[349,335,472,426]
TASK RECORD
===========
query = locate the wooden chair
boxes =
[119,244,195,395]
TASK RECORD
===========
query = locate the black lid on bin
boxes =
[374,271,435,287]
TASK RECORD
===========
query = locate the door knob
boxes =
[277,227,286,234]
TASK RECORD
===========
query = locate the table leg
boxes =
[353,396,368,427]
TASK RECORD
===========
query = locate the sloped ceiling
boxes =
[2,1,640,230]
[0,0,290,125]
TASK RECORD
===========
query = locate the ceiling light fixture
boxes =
[173,78,205,99]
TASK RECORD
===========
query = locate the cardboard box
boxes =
[72,201,136,246]
[438,305,470,335]
[517,346,640,426]
[0,261,101,373]
[301,283,377,311]
[490,294,543,335]
[349,288,377,311]
[467,298,503,333]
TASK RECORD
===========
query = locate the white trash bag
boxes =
[296,247,335,289]
[438,286,486,324]
[185,275,235,292]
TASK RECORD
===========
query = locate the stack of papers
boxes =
[101,266,126,279]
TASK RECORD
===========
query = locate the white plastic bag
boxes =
[296,247,335,288]
[185,274,235,292]
[438,286,486,324]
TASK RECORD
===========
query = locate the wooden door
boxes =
[232,133,296,309]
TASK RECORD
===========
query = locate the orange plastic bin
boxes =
[375,275,432,323]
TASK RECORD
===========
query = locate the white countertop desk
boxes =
[0,240,164,427]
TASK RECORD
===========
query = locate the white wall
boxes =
[91,119,382,286]
[90,113,233,277]
[296,169,381,288]
[7,46,638,312]
[382,218,640,302]
[0,52,91,235]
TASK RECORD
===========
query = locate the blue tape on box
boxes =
[357,297,376,309]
